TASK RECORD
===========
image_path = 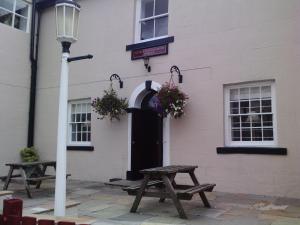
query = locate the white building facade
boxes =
[1,0,300,198]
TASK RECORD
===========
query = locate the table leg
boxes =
[3,167,14,190]
[189,171,211,208]
[130,175,150,213]
[21,168,32,198]
[162,175,187,219]
[36,165,47,189]
[159,173,176,203]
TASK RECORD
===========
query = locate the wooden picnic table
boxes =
[2,161,58,198]
[123,165,216,219]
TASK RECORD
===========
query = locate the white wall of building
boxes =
[35,0,300,198]
[0,24,31,175]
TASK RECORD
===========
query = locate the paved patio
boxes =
[1,179,300,225]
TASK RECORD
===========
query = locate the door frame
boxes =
[127,81,170,173]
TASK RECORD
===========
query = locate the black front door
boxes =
[129,108,163,180]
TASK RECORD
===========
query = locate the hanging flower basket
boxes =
[157,82,188,119]
[92,86,128,121]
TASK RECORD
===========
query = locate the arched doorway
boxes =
[127,81,170,180]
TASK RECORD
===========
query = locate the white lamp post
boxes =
[54,0,80,217]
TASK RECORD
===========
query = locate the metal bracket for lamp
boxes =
[67,54,93,62]
[110,73,124,88]
[144,57,151,72]
[170,65,183,83]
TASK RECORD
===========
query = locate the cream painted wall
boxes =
[0,24,31,175]
[35,0,300,198]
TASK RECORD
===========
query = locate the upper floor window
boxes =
[0,0,31,32]
[68,99,92,146]
[224,81,277,147]
[136,0,169,42]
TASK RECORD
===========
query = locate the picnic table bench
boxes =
[2,161,70,198]
[123,165,216,219]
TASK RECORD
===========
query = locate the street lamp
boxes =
[54,0,80,217]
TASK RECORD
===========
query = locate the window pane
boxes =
[71,104,76,113]
[231,116,240,128]
[155,0,168,15]
[141,0,154,18]
[263,129,273,140]
[82,114,86,122]
[15,0,29,17]
[155,16,168,37]
[82,104,87,113]
[240,101,249,114]
[262,114,273,127]
[65,6,73,37]
[232,129,240,141]
[251,115,261,127]
[241,115,250,127]
[76,114,81,122]
[72,132,76,141]
[261,86,271,98]
[230,89,238,101]
[250,100,260,113]
[71,124,76,132]
[252,128,262,141]
[0,0,14,11]
[230,102,239,114]
[242,129,251,141]
[71,114,75,122]
[77,123,82,132]
[87,113,91,122]
[87,132,91,141]
[87,104,91,113]
[0,8,12,26]
[240,88,249,100]
[262,100,272,112]
[82,132,87,141]
[141,19,154,40]
[250,87,260,99]
[14,15,27,31]
[82,124,87,132]
[77,133,81,141]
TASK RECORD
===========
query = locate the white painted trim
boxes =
[127,81,170,173]
[127,113,132,171]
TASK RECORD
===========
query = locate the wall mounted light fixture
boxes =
[144,57,151,72]
[110,73,124,88]
[170,65,183,83]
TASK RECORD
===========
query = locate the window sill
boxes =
[67,146,94,151]
[126,36,174,51]
[216,147,287,155]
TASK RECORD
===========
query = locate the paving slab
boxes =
[2,180,300,225]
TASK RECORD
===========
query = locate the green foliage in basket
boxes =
[92,87,128,121]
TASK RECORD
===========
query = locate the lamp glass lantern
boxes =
[55,0,80,44]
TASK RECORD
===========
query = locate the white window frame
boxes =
[68,99,92,146]
[224,81,277,147]
[0,0,31,32]
[135,0,169,43]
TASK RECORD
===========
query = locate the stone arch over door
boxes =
[127,80,170,180]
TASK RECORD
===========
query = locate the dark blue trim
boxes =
[126,36,175,51]
[217,147,287,155]
[36,0,55,10]
[67,146,94,151]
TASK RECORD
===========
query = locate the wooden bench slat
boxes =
[26,173,71,182]
[176,184,216,200]
[123,180,163,192]
[26,175,56,181]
